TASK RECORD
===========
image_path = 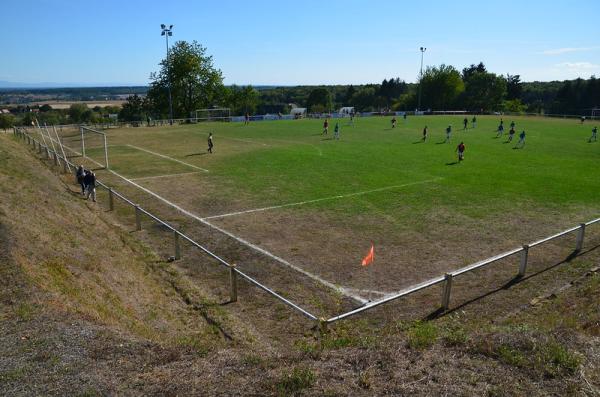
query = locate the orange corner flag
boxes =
[361,244,374,266]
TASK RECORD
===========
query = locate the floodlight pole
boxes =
[161,24,174,125]
[417,47,426,112]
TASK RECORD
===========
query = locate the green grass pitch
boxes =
[74,115,599,295]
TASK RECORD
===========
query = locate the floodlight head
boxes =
[161,31,165,36]
[169,25,173,29]
[168,32,172,36]
[161,24,166,29]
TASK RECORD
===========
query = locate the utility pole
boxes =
[161,24,174,125]
[418,47,426,112]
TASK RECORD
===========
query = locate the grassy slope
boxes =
[2,129,599,395]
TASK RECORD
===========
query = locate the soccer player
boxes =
[391,117,397,128]
[472,115,477,129]
[422,126,428,141]
[510,121,516,130]
[403,113,407,123]
[581,116,586,124]
[496,123,504,137]
[456,141,465,161]
[515,130,526,148]
[207,132,214,153]
[445,125,452,143]
[323,118,329,135]
[334,122,340,140]
[244,112,250,125]
[463,117,468,130]
[589,126,598,142]
[508,126,516,142]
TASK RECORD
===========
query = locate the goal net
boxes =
[57,126,109,169]
[193,108,231,122]
[592,108,600,120]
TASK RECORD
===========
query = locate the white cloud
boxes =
[540,47,599,55]
[556,62,600,71]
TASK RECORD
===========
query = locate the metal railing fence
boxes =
[12,126,599,331]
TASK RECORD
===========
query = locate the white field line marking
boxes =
[63,143,367,303]
[267,138,323,156]
[130,171,204,181]
[203,178,443,220]
[63,142,387,303]
[220,136,269,146]
[124,144,209,173]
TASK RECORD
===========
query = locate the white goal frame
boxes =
[193,108,231,122]
[79,126,109,169]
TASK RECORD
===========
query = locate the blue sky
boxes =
[2,0,600,85]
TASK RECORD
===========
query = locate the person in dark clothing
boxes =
[76,165,86,195]
[207,132,214,153]
[457,142,465,161]
[463,117,468,130]
[83,171,96,202]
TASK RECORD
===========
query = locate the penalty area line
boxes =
[203,177,443,220]
[130,171,204,182]
[125,144,209,173]
[86,163,368,304]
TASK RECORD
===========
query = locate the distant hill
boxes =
[0,80,145,89]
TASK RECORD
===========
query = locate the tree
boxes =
[119,94,146,122]
[226,85,259,115]
[462,62,487,81]
[0,114,15,131]
[420,65,464,110]
[69,103,89,123]
[306,88,332,113]
[39,104,53,112]
[506,74,522,100]
[147,40,224,119]
[350,86,377,112]
[462,70,507,111]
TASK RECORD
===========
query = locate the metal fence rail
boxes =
[12,126,600,330]
[13,127,319,323]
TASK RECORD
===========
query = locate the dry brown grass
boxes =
[1,132,599,396]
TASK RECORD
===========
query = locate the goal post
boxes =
[193,108,231,122]
[56,126,109,169]
[79,126,109,169]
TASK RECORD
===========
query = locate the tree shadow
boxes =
[423,244,600,320]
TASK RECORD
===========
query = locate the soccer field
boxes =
[59,115,600,304]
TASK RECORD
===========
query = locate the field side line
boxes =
[219,136,269,146]
[85,164,368,304]
[203,178,443,220]
[125,144,209,173]
[130,171,204,181]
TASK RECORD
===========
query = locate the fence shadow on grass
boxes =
[423,244,600,321]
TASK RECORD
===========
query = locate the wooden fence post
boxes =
[134,205,141,231]
[576,223,586,252]
[229,264,238,302]
[174,231,181,260]
[53,152,58,166]
[518,245,529,277]
[441,273,453,311]
[108,188,114,211]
